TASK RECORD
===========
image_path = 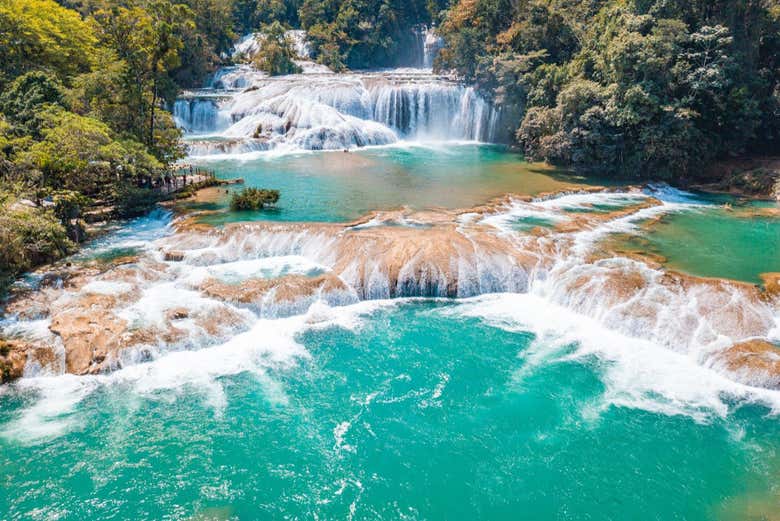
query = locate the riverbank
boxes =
[690,157,780,201]
[1,184,778,388]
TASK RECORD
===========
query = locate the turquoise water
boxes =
[183,144,597,223]
[1,301,778,520]
[612,202,780,284]
[2,148,780,521]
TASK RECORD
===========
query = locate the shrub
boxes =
[114,185,163,218]
[252,22,303,76]
[230,188,280,211]
[0,197,73,288]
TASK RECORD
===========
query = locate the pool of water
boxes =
[1,299,777,520]
[182,144,602,224]
[608,202,780,284]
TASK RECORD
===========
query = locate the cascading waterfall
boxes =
[368,81,491,140]
[179,73,501,155]
[173,96,232,134]
[174,30,501,156]
[423,27,444,68]
[3,188,779,396]
[410,25,444,68]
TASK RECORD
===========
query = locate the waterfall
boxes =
[423,27,444,68]
[173,97,232,134]
[173,29,502,156]
[368,81,492,140]
[410,26,444,68]
[178,70,501,156]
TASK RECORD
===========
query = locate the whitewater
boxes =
[1,29,779,521]
[173,31,500,157]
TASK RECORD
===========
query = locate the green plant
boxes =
[230,187,280,211]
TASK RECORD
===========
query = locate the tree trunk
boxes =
[149,77,157,149]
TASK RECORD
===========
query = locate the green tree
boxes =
[0,0,97,85]
[90,1,191,159]
[22,108,162,196]
[252,21,303,75]
[0,71,67,138]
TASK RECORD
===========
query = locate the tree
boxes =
[90,1,192,159]
[230,187,280,210]
[22,108,162,196]
[0,71,66,138]
[0,0,96,85]
[439,0,780,179]
[252,22,303,75]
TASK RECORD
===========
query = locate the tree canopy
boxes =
[437,0,780,180]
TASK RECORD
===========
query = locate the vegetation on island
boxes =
[230,188,281,210]
[252,22,303,75]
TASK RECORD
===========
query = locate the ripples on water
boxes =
[1,171,779,519]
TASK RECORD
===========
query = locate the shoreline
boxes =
[1,183,778,387]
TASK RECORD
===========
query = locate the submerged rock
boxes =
[164,250,185,262]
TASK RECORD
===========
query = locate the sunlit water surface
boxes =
[181,144,602,223]
[1,146,779,521]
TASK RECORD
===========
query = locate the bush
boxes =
[0,197,73,288]
[230,188,280,211]
[252,22,303,76]
[114,185,163,218]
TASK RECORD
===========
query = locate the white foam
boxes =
[80,280,133,296]
[180,255,326,285]
[0,299,400,443]
[445,294,780,421]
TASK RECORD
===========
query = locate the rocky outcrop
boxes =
[48,294,129,374]
[0,339,29,383]
[695,158,780,200]
[760,273,780,297]
[201,273,350,309]
[710,340,780,389]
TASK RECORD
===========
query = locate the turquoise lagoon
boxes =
[1,144,779,521]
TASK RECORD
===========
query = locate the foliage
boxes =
[89,1,192,157]
[21,108,163,196]
[173,0,237,86]
[0,193,73,287]
[252,22,303,75]
[0,0,219,282]
[230,187,280,210]
[298,0,435,69]
[0,72,67,138]
[437,0,780,180]
[0,0,97,85]
[113,185,164,218]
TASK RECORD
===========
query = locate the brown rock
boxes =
[166,307,190,320]
[760,272,780,297]
[201,273,348,305]
[0,339,29,383]
[164,250,185,262]
[713,339,780,389]
[49,295,129,375]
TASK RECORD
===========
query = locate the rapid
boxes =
[1,29,779,521]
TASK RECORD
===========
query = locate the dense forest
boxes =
[436,0,780,180]
[1,0,779,285]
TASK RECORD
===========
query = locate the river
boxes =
[1,32,779,521]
